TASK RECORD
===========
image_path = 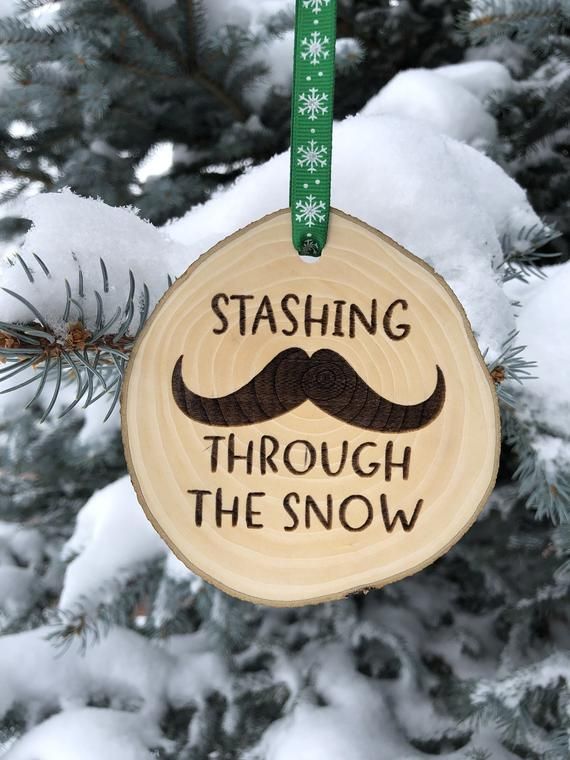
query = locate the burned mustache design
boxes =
[172,348,445,433]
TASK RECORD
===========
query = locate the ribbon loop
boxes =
[290,0,337,257]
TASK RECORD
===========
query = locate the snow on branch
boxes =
[57,475,168,614]
[461,0,566,49]
[469,653,570,755]
[0,625,232,758]
[0,73,552,422]
[0,190,187,420]
[501,263,570,524]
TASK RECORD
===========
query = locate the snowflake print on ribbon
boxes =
[298,87,329,121]
[290,0,336,254]
[302,0,331,13]
[297,139,328,173]
[301,31,330,66]
[295,195,326,227]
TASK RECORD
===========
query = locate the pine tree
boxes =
[0,0,470,232]
[0,1,569,758]
[463,0,570,256]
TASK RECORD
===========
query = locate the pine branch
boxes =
[109,0,247,121]
[109,0,184,63]
[467,654,570,756]
[498,223,561,283]
[192,69,248,121]
[0,16,62,45]
[461,0,566,46]
[18,0,60,10]
[45,558,166,652]
[485,330,538,406]
[0,162,55,187]
[107,54,182,82]
[0,249,522,421]
[468,7,561,32]
[520,74,570,151]
[0,255,163,421]
[182,0,199,69]
[503,410,570,524]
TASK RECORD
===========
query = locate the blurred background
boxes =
[0,1,568,758]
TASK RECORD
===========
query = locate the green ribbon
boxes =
[290,0,337,257]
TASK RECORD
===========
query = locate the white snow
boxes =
[0,113,537,358]
[504,262,570,475]
[361,68,498,147]
[532,434,569,478]
[165,632,231,711]
[335,38,365,73]
[0,626,232,754]
[0,523,44,569]
[0,567,36,628]
[0,382,37,421]
[0,523,45,628]
[472,653,570,710]
[59,476,167,612]
[3,708,172,760]
[511,262,570,440]
[253,646,415,760]
[1,63,543,361]
[0,31,561,760]
[204,0,292,33]
[163,551,199,583]
[0,373,120,441]
[250,636,518,760]
[0,0,19,19]
[0,62,11,97]
[135,141,174,183]
[465,39,529,78]
[245,31,295,109]
[252,591,524,760]
[0,626,171,722]
[435,60,512,101]
[76,400,121,446]
[167,112,539,357]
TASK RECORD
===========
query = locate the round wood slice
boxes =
[122,209,500,606]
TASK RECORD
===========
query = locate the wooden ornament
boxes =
[122,209,500,606]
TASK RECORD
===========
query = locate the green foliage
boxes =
[502,409,570,524]
[465,0,570,634]
[0,0,264,220]
[0,253,152,422]
[498,224,561,283]
[486,329,537,406]
[465,0,570,256]
[336,0,467,115]
[0,1,569,757]
[0,0,470,226]
[0,405,125,528]
[461,0,566,49]
[2,489,564,759]
[0,0,474,419]
[46,558,166,653]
